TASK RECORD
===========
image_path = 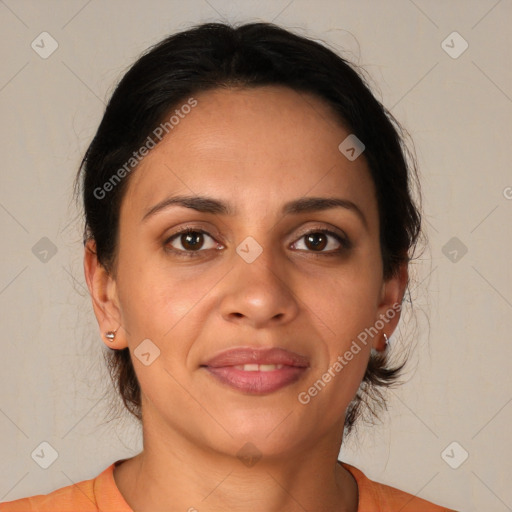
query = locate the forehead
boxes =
[122,86,378,229]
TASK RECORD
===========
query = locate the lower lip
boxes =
[204,366,307,394]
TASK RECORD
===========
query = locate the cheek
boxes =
[315,289,374,385]
[300,260,380,405]
[299,285,374,417]
[307,262,381,342]
[115,249,219,342]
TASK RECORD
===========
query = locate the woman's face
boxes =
[91,85,406,458]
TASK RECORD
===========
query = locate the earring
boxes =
[384,333,389,347]
[105,329,117,342]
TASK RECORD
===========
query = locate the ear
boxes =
[372,262,409,352]
[83,239,127,349]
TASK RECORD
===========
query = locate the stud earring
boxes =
[105,329,117,342]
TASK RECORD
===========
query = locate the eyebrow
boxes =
[142,194,368,229]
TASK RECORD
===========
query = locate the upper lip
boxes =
[203,347,310,368]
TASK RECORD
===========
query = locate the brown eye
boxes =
[291,229,349,253]
[166,229,217,253]
[181,232,204,250]
[304,232,328,251]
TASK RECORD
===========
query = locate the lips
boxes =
[204,347,310,368]
[202,347,309,394]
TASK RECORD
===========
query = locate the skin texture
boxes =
[84,85,408,512]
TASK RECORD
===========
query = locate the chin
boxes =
[209,404,318,457]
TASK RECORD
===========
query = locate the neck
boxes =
[113,423,358,512]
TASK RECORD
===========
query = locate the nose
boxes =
[219,246,300,329]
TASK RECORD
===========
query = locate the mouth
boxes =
[202,347,310,394]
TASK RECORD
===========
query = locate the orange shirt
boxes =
[0,459,457,511]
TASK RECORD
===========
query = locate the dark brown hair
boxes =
[76,21,423,435]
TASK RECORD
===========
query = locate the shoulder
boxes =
[340,462,458,512]
[0,477,97,512]
[0,462,131,512]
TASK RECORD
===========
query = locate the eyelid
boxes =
[164,223,222,242]
[292,222,347,239]
[291,222,350,245]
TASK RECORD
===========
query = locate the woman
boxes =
[0,22,457,512]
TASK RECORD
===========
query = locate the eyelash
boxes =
[164,226,351,259]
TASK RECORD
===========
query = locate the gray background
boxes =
[1,1,511,511]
